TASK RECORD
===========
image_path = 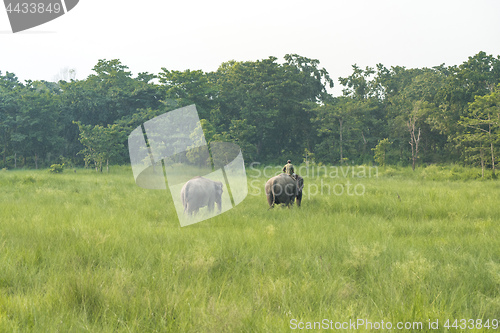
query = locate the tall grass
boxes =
[0,164,499,332]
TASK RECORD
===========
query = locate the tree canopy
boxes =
[0,52,499,174]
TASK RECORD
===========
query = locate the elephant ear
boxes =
[214,181,223,194]
[297,177,304,191]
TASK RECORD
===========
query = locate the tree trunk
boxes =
[106,159,109,173]
[480,148,485,178]
[35,153,38,169]
[339,118,343,164]
[488,119,495,176]
[491,142,495,177]
[414,128,421,171]
[411,145,415,171]
[361,131,367,155]
[14,152,16,169]
[408,118,421,171]
[2,131,6,166]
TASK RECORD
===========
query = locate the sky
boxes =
[1,0,500,96]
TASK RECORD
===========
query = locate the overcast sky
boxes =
[1,0,500,96]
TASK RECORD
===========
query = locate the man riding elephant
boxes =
[265,173,304,208]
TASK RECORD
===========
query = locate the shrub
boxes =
[49,164,64,174]
[22,175,36,184]
[372,138,392,166]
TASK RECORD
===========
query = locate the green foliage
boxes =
[209,55,333,162]
[21,175,36,183]
[158,68,216,120]
[455,85,500,176]
[58,155,74,169]
[338,64,375,99]
[372,138,392,166]
[1,53,500,169]
[311,97,382,164]
[48,163,64,173]
[303,148,315,165]
[74,122,125,172]
[381,163,490,180]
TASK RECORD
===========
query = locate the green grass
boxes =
[0,164,499,332]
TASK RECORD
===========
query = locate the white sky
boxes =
[1,0,500,96]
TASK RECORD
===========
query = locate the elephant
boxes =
[265,173,304,208]
[180,176,223,216]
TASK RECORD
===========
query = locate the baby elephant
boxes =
[180,176,223,216]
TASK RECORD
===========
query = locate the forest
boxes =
[0,52,499,174]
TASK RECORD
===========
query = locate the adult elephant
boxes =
[265,173,304,208]
[181,176,223,216]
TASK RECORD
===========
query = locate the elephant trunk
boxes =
[296,176,304,207]
[296,192,302,207]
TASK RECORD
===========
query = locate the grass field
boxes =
[0,164,499,332]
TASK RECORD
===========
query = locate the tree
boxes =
[58,59,161,161]
[74,122,125,172]
[15,81,62,168]
[314,99,350,164]
[407,103,422,171]
[311,96,382,164]
[2,53,500,170]
[213,119,258,161]
[0,72,24,167]
[375,65,447,166]
[339,64,375,100]
[212,55,333,163]
[158,69,217,120]
[458,85,500,176]
[456,132,488,177]
[431,52,500,160]
[372,138,392,167]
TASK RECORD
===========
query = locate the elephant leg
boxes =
[267,193,275,208]
[187,203,196,216]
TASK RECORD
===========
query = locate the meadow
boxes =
[0,164,499,332]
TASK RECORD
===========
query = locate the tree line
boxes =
[0,52,499,174]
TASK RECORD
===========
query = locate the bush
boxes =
[22,175,36,184]
[49,164,64,174]
[420,164,483,181]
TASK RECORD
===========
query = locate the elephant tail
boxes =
[182,182,190,214]
[270,178,279,206]
[267,191,276,210]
